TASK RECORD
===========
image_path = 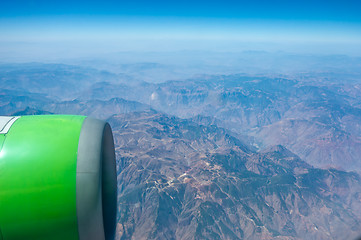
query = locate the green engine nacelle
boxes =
[0,115,117,240]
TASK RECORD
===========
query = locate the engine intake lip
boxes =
[76,117,117,240]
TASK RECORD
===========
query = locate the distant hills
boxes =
[0,63,131,100]
[76,75,361,173]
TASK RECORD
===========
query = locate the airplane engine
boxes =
[0,115,117,240]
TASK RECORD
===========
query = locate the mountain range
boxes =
[1,61,361,239]
[110,110,361,240]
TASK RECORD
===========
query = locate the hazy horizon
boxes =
[1,0,361,61]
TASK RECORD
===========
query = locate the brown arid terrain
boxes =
[2,61,361,239]
[110,110,361,240]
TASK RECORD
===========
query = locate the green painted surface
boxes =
[0,115,86,240]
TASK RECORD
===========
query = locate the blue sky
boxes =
[1,0,361,59]
[1,0,361,22]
